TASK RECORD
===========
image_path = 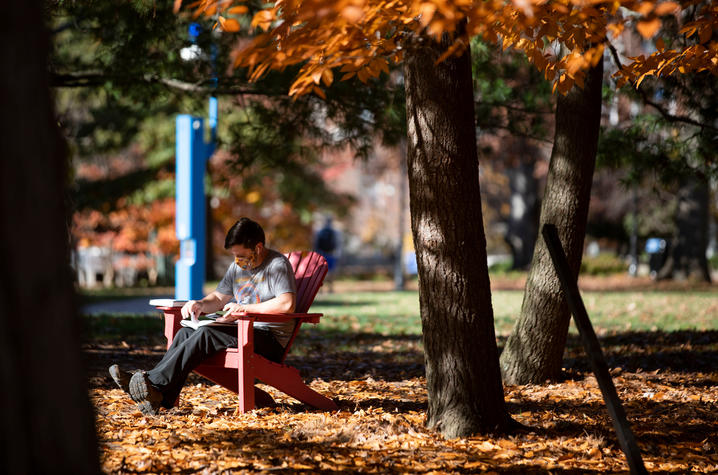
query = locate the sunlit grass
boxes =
[312,288,718,336]
[81,285,718,342]
[581,291,718,334]
[312,291,420,335]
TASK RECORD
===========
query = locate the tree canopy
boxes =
[177,0,717,96]
[50,0,406,256]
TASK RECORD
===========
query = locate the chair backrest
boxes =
[279,251,328,363]
[286,251,328,313]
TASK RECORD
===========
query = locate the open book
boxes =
[179,312,237,330]
[149,299,188,307]
[148,300,237,329]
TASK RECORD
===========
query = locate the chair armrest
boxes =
[155,306,183,312]
[232,312,324,324]
[155,307,183,348]
[234,312,324,363]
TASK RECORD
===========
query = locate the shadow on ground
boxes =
[83,313,717,393]
[562,330,718,376]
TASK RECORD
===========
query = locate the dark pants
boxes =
[146,325,285,408]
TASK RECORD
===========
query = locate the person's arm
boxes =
[181,291,233,320]
[217,292,296,322]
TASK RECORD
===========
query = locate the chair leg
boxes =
[256,360,337,411]
[282,383,337,410]
[276,372,337,410]
[238,321,255,413]
[193,365,274,410]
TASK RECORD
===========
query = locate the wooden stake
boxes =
[542,224,647,475]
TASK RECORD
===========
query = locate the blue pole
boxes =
[174,97,219,299]
[175,115,207,300]
[175,21,218,300]
[208,96,218,154]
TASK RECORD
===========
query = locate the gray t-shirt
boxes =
[216,249,297,346]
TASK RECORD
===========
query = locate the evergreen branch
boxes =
[607,43,717,132]
[476,121,553,144]
[478,101,553,116]
[50,71,287,96]
[474,101,553,144]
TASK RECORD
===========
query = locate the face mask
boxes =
[235,250,256,270]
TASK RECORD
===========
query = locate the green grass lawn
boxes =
[81,285,718,343]
[310,288,718,336]
[581,290,718,333]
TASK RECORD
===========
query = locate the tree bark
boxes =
[0,2,100,474]
[500,60,604,385]
[657,176,712,282]
[404,34,512,438]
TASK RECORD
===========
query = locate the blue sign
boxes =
[645,238,665,254]
[404,251,418,275]
[188,23,202,42]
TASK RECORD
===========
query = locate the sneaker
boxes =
[108,364,132,394]
[129,371,163,416]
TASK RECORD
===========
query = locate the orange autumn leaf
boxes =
[341,5,364,22]
[312,86,327,99]
[204,2,217,16]
[219,17,241,32]
[654,1,679,16]
[418,2,437,27]
[180,0,718,98]
[636,1,656,16]
[321,68,334,86]
[227,5,248,15]
[637,17,662,39]
[311,67,324,85]
[89,322,718,474]
[251,9,274,31]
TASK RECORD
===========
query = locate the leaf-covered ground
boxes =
[86,326,718,473]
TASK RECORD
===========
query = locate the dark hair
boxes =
[224,218,265,249]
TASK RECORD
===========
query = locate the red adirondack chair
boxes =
[153,251,337,412]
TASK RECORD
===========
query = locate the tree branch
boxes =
[50,71,287,97]
[475,120,553,144]
[607,43,717,132]
[478,101,553,116]
[474,102,554,144]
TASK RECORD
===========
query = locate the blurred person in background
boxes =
[314,217,340,292]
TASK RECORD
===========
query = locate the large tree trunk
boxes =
[0,2,100,474]
[657,177,712,282]
[404,33,512,438]
[500,60,604,385]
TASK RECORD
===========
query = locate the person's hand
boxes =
[181,300,203,321]
[216,302,245,323]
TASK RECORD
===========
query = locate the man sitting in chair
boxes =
[109,217,297,416]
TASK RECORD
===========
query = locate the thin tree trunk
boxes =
[505,161,540,270]
[404,32,512,438]
[500,60,604,385]
[0,2,100,473]
[394,139,408,290]
[206,177,216,281]
[657,176,712,282]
